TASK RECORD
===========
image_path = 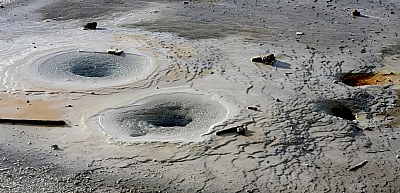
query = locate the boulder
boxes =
[251,53,276,65]
[83,22,97,30]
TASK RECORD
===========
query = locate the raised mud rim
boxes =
[19,49,155,89]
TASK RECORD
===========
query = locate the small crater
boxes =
[318,99,360,120]
[97,93,229,141]
[25,50,152,88]
[330,104,356,120]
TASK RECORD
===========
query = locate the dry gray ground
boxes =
[0,0,400,192]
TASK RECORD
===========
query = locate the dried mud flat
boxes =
[0,0,400,192]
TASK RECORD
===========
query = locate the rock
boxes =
[183,1,189,4]
[66,104,73,107]
[251,54,276,65]
[333,80,339,84]
[216,125,247,136]
[247,106,258,111]
[0,5,4,8]
[351,9,361,17]
[363,127,373,131]
[348,160,368,171]
[83,22,97,30]
[361,48,366,53]
[236,126,246,135]
[50,144,60,150]
[107,48,123,56]
[296,32,304,35]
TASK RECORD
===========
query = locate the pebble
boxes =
[361,48,366,53]
[50,144,60,150]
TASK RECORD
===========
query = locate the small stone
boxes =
[83,22,97,30]
[251,53,276,65]
[0,5,4,8]
[351,9,361,17]
[107,48,123,56]
[247,106,258,111]
[363,127,372,131]
[361,48,366,53]
[50,144,60,150]
[333,80,339,84]
[66,104,73,107]
[236,126,246,135]
[296,32,304,35]
[396,155,399,159]
[183,1,189,4]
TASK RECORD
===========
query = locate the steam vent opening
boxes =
[341,72,399,87]
[97,93,228,141]
[330,105,356,120]
[138,106,193,127]
[318,100,357,121]
[69,56,115,77]
[27,51,151,88]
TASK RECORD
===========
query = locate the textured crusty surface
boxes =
[0,0,400,192]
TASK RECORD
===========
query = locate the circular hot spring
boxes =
[97,93,228,141]
[27,51,152,88]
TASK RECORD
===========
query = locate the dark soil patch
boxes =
[37,0,149,21]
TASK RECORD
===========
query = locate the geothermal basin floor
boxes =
[0,0,400,192]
